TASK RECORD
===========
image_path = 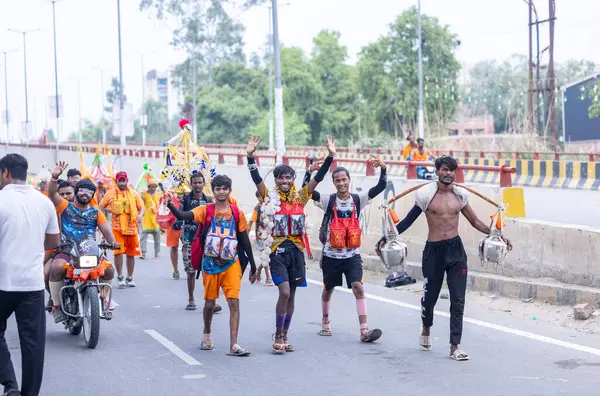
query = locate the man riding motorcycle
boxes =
[46,161,118,323]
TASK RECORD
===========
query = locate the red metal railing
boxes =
[61,141,599,162]
[7,143,517,187]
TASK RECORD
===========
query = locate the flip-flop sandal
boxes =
[318,328,333,336]
[283,337,295,352]
[227,345,251,357]
[360,328,383,343]
[186,303,197,311]
[318,319,333,336]
[420,335,432,351]
[450,349,469,361]
[271,343,286,354]
[200,340,214,350]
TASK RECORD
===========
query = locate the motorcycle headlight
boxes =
[79,256,98,268]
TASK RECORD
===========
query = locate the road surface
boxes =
[4,240,600,395]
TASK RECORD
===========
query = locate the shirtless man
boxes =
[387,156,511,361]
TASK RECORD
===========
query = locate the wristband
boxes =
[247,157,263,185]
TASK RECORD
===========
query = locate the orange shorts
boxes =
[166,227,181,248]
[113,230,141,257]
[202,262,242,301]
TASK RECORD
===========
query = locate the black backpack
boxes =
[318,193,361,245]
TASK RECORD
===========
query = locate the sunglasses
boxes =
[77,188,95,196]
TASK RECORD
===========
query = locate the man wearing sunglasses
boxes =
[45,161,118,323]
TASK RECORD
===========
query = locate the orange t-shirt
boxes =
[99,188,143,235]
[411,148,429,161]
[191,205,249,233]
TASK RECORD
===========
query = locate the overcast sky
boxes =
[0,0,598,142]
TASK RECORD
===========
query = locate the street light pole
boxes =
[8,28,39,148]
[192,54,197,144]
[267,6,274,152]
[2,50,17,149]
[417,0,424,139]
[271,0,285,164]
[47,0,61,161]
[117,0,126,163]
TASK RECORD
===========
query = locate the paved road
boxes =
[520,186,600,229]
[4,240,600,395]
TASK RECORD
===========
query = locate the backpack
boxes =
[190,204,241,277]
[318,193,361,245]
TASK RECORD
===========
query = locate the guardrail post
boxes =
[282,155,289,166]
[589,153,595,162]
[499,165,513,187]
[237,153,244,165]
[480,151,484,158]
[406,161,417,180]
[554,152,560,161]
[365,159,375,176]
[497,151,502,159]
[305,156,310,169]
[256,156,261,166]
[515,152,520,160]
[218,153,225,164]
[455,167,465,183]
[534,152,539,160]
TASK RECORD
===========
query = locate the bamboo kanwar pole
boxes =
[386,182,500,209]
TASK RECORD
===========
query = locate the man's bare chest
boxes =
[427,192,462,216]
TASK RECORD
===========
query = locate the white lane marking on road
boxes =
[305,279,600,358]
[145,329,202,366]
[111,300,120,307]
[182,374,206,380]
[510,376,568,382]
[151,239,600,358]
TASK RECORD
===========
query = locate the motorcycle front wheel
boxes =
[82,286,100,349]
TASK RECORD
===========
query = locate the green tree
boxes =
[143,99,171,142]
[357,6,461,138]
[105,77,126,113]
[141,0,245,89]
[251,111,309,146]
[279,46,324,144]
[310,30,358,145]
[68,120,105,142]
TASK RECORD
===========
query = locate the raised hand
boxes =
[246,135,261,157]
[308,157,325,173]
[369,155,387,170]
[51,161,68,179]
[326,135,336,156]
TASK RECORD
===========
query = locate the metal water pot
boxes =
[379,238,408,268]
[378,200,409,269]
[478,229,508,264]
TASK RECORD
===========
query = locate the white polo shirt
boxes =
[0,184,59,292]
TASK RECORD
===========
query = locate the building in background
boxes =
[143,67,182,118]
[562,73,600,144]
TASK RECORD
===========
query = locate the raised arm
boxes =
[246,136,267,198]
[48,161,69,207]
[163,194,195,222]
[306,135,336,194]
[367,156,388,199]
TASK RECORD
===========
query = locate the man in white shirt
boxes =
[0,153,60,396]
[312,160,387,343]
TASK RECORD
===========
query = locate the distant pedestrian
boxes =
[0,153,60,396]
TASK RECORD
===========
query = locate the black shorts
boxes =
[321,254,363,290]
[269,241,307,287]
